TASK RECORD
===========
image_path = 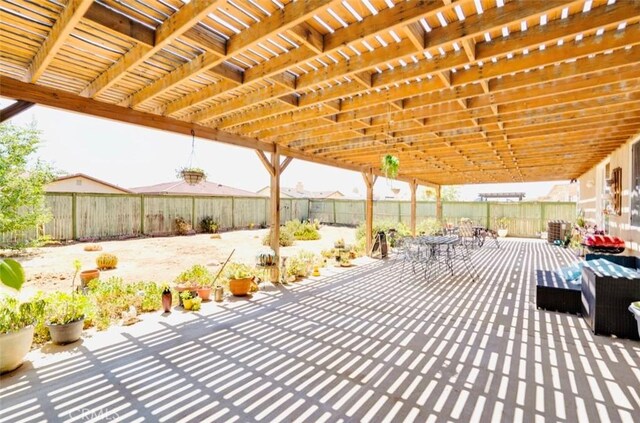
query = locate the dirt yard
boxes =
[6,226,357,296]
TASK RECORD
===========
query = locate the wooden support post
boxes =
[362,168,377,256]
[410,179,417,236]
[270,148,281,272]
[435,185,443,223]
[257,147,293,281]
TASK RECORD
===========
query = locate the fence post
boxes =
[140,195,145,235]
[191,197,196,229]
[486,202,491,229]
[540,202,546,233]
[71,193,77,240]
[231,197,236,229]
[333,199,337,224]
[398,201,402,224]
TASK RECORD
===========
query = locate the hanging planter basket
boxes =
[381,154,400,179]
[179,168,206,185]
[177,130,206,185]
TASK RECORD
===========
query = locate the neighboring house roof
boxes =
[130,180,258,197]
[48,173,133,193]
[257,184,344,199]
[536,184,578,202]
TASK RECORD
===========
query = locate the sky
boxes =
[1,99,566,201]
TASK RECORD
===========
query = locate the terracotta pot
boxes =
[197,287,211,301]
[162,292,172,313]
[0,325,34,374]
[229,277,252,296]
[80,269,100,287]
[47,319,84,345]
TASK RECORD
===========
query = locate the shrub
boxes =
[86,277,162,329]
[0,295,45,334]
[200,216,219,233]
[174,217,192,235]
[175,264,213,287]
[282,219,321,241]
[96,253,118,270]
[262,227,295,247]
[44,291,93,325]
[417,218,442,236]
[355,221,410,247]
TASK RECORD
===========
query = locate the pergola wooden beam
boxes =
[2,76,271,152]
[82,0,227,99]
[0,101,35,123]
[3,0,639,187]
[27,0,93,83]
[123,0,335,109]
[209,0,605,128]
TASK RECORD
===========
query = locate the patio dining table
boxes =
[417,235,460,275]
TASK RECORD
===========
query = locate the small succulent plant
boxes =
[96,253,118,270]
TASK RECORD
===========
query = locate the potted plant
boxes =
[161,283,172,313]
[339,252,352,267]
[175,265,213,301]
[177,167,206,185]
[0,258,43,373]
[497,217,510,238]
[80,268,100,288]
[45,291,91,344]
[226,264,254,296]
[381,154,400,179]
[180,291,196,310]
[46,260,91,344]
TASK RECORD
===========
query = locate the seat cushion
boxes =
[584,258,640,279]
[554,263,584,284]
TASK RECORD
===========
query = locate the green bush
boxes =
[0,295,45,334]
[284,219,321,241]
[87,277,162,329]
[44,291,93,325]
[417,218,443,236]
[355,221,410,247]
[175,264,213,287]
[200,216,219,233]
[262,227,295,247]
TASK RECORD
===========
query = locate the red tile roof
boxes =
[130,180,258,197]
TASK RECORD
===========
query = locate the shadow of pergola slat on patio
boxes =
[1,240,639,422]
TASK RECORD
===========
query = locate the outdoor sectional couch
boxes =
[581,254,640,340]
[536,253,640,340]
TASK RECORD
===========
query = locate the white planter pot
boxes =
[0,325,34,374]
[497,229,508,238]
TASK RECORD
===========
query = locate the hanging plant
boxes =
[177,167,206,185]
[381,154,400,179]
[178,130,206,185]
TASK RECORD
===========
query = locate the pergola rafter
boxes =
[0,0,638,187]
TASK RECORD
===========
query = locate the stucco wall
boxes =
[46,177,127,194]
[578,133,640,256]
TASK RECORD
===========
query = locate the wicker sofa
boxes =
[536,269,582,314]
[581,254,640,340]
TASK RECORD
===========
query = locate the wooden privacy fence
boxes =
[308,199,577,238]
[1,193,575,243]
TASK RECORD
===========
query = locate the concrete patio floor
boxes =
[1,239,639,422]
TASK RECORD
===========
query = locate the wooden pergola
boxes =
[1,0,639,267]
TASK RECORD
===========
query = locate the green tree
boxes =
[0,123,55,238]
[420,186,460,201]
